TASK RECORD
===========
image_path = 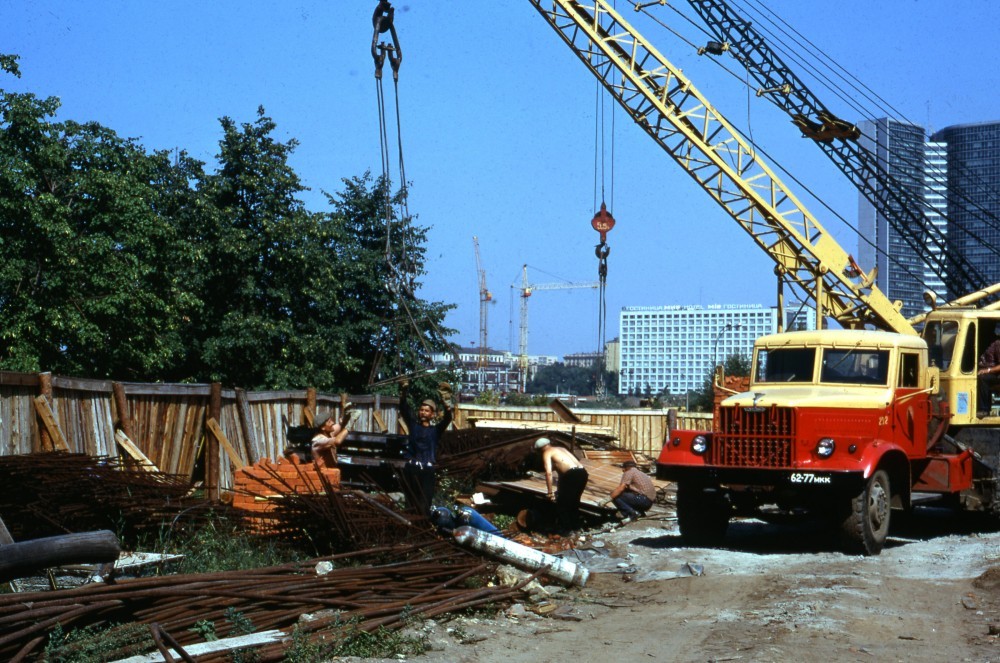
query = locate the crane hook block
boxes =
[591,201,616,244]
[372,1,402,81]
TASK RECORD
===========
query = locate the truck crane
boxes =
[514,264,598,392]
[526,0,1000,554]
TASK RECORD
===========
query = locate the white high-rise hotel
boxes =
[618,304,814,396]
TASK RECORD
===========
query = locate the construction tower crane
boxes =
[472,236,493,390]
[515,265,599,391]
[683,0,990,306]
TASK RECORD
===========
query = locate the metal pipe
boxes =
[452,526,588,587]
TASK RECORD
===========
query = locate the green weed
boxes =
[42,622,152,662]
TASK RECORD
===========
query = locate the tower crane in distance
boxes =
[472,236,494,391]
[515,264,599,392]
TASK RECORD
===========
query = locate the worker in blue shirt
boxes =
[399,380,453,515]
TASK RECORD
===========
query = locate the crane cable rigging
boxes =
[592,47,616,397]
[369,1,457,387]
[636,2,981,302]
[647,0,1000,300]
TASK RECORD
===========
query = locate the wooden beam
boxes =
[549,398,583,424]
[114,430,159,472]
[206,382,222,501]
[37,372,53,452]
[306,387,317,426]
[372,410,388,433]
[206,417,246,470]
[467,418,615,437]
[235,388,258,463]
[0,530,120,584]
[111,629,284,662]
[112,382,134,441]
[33,394,69,451]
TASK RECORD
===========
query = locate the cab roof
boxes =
[756,329,927,351]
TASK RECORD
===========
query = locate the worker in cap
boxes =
[977,321,1000,418]
[398,379,455,515]
[311,396,355,468]
[535,436,589,533]
[607,458,656,524]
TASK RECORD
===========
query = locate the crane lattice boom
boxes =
[527,0,917,335]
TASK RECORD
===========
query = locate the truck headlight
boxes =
[816,438,835,458]
[691,435,708,455]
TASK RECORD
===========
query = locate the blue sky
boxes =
[4,1,999,359]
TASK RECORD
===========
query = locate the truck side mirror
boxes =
[713,364,725,388]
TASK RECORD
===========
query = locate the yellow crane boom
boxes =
[526,0,917,335]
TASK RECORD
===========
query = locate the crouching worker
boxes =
[609,459,655,523]
[311,402,354,468]
[399,380,453,516]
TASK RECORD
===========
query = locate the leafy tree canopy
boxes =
[0,66,455,392]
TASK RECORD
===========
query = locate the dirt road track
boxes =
[409,509,1000,663]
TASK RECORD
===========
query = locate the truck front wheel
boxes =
[677,482,730,547]
[840,469,890,555]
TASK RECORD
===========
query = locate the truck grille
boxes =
[713,406,795,468]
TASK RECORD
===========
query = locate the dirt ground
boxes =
[389,502,1000,663]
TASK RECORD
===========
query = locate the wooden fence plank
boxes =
[33,395,68,451]
[115,430,159,471]
[206,417,245,470]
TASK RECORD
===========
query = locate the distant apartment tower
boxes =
[931,121,1000,292]
[857,118,934,317]
[618,304,815,396]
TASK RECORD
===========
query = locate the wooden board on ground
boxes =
[480,458,669,512]
[582,450,636,466]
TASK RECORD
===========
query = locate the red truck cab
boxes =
[657,329,973,554]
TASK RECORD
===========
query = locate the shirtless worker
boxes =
[535,437,589,533]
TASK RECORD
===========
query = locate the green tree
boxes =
[324,172,455,393]
[688,352,752,412]
[0,58,201,377]
[184,108,355,389]
[526,362,593,395]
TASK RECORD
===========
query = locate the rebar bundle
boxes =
[0,541,524,662]
[0,453,211,543]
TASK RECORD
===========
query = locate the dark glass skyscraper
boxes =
[857,118,929,318]
[931,121,1000,292]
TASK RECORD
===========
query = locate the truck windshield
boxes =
[755,347,815,383]
[820,349,890,385]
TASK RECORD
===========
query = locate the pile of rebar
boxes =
[0,540,525,662]
[233,462,429,554]
[438,429,542,481]
[0,453,211,543]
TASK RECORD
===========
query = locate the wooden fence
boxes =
[453,404,712,458]
[0,371,396,497]
[1,370,713,491]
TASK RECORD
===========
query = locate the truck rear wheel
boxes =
[677,482,730,547]
[840,469,890,555]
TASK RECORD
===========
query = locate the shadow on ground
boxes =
[625,505,1000,556]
